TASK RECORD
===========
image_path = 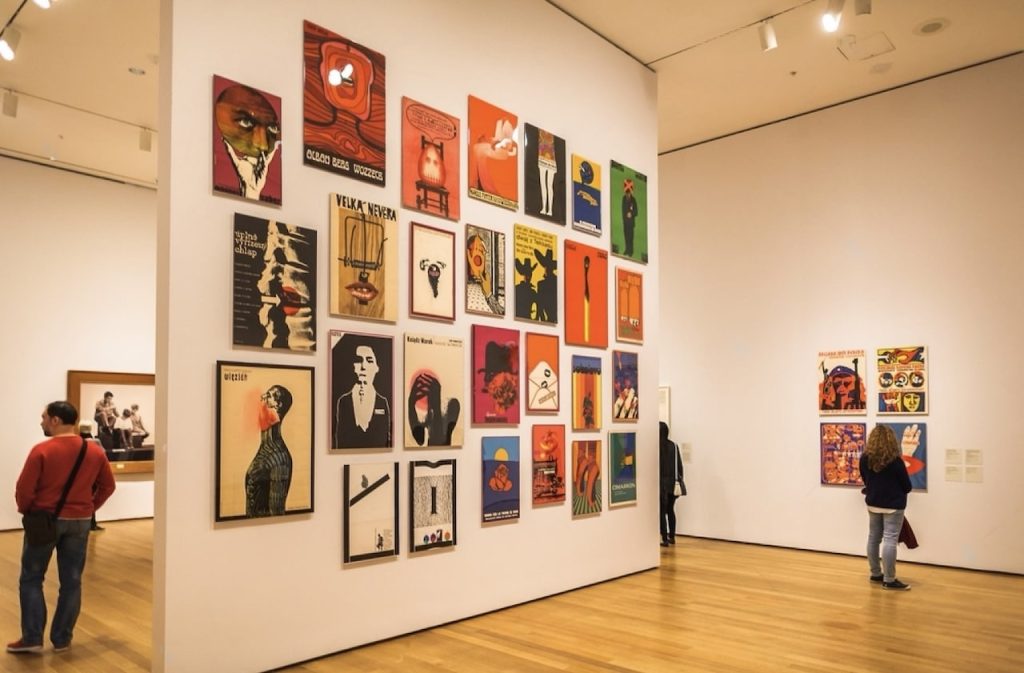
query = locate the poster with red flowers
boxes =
[472,325,520,425]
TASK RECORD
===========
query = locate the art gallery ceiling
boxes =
[0,0,1021,187]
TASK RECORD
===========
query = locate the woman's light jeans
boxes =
[867,509,905,582]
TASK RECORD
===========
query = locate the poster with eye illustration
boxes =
[820,422,866,486]
[571,154,601,236]
[608,432,637,507]
[405,333,464,448]
[213,75,282,205]
[401,97,459,221]
[410,222,456,321]
[609,161,648,264]
[472,325,520,425]
[571,439,602,516]
[482,436,520,523]
[343,462,399,563]
[611,351,638,422]
[465,224,506,317]
[817,349,867,415]
[513,224,558,325]
[467,95,518,210]
[532,424,565,505]
[329,193,398,322]
[616,268,643,344]
[525,332,559,413]
[232,214,316,352]
[879,422,927,490]
[410,459,456,552]
[877,346,928,415]
[564,239,608,348]
[303,21,386,185]
[523,123,566,225]
[572,355,602,431]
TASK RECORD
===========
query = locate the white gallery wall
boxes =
[0,157,156,529]
[659,54,1023,574]
[156,2,659,672]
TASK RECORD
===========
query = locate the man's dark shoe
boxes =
[870,574,883,583]
[882,579,911,591]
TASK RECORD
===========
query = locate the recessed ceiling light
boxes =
[128,66,147,76]
[914,18,949,36]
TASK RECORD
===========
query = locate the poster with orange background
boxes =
[525,332,559,413]
[401,97,459,221]
[564,239,608,348]
[468,95,518,210]
[532,424,565,505]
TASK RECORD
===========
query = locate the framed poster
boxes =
[564,239,608,348]
[818,349,867,415]
[67,370,155,475]
[532,424,565,505]
[615,268,644,344]
[329,193,398,322]
[523,123,566,225]
[525,332,559,413]
[465,224,506,317]
[472,325,520,425]
[881,422,927,490]
[609,161,648,263]
[213,75,282,204]
[329,331,393,450]
[513,224,558,325]
[877,346,928,415]
[215,361,314,521]
[404,333,464,447]
[482,436,520,522]
[611,351,639,422]
[302,20,385,185]
[401,97,460,221]
[232,214,316,352]
[410,222,456,321]
[571,355,602,431]
[467,95,518,210]
[410,459,456,552]
[571,439,602,516]
[343,462,399,563]
[820,422,866,486]
[571,154,601,236]
[658,386,671,424]
[608,432,637,507]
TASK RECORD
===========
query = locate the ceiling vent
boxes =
[837,32,895,61]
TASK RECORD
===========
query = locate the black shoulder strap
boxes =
[53,439,89,518]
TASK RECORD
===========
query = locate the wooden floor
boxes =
[1,521,1022,672]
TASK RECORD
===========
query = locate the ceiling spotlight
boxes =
[139,128,153,152]
[822,0,845,33]
[0,26,21,61]
[32,0,51,8]
[758,21,778,52]
[2,91,17,118]
[854,0,871,15]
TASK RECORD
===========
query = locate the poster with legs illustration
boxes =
[877,346,928,415]
[329,193,398,322]
[615,268,644,344]
[472,325,520,425]
[404,333,464,447]
[513,224,558,325]
[532,424,565,505]
[564,239,608,348]
[820,422,866,486]
[611,351,639,422]
[410,222,455,321]
[571,154,601,236]
[410,459,456,552]
[329,331,393,450]
[880,422,927,490]
[465,224,506,317]
[482,436,520,522]
[609,161,648,263]
[213,75,282,204]
[572,439,602,516]
[608,432,637,506]
[401,97,459,221]
[467,96,518,210]
[525,332,559,413]
[818,349,867,415]
[572,355,602,431]
[523,123,566,225]
[343,462,399,563]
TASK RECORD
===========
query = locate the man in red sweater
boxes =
[7,401,116,655]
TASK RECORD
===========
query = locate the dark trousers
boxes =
[659,489,678,539]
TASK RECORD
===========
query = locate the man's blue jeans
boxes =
[866,509,905,582]
[19,518,91,647]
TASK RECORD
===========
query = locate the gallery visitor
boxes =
[658,421,686,547]
[859,424,913,590]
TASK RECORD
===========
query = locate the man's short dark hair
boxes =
[46,401,79,425]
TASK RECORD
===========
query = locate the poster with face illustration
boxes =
[611,351,638,422]
[213,75,282,205]
[472,325,520,425]
[329,193,398,322]
[571,439,602,516]
[572,355,602,431]
[467,95,518,210]
[232,214,316,352]
[571,154,601,236]
[615,268,644,344]
[343,462,399,563]
[820,422,866,486]
[401,97,460,221]
[531,424,565,505]
[482,436,520,522]
[525,332,559,413]
[329,331,393,450]
[465,224,506,317]
[523,123,566,225]
[608,432,637,506]
[564,239,608,348]
[609,161,648,264]
[879,422,927,490]
[818,349,867,415]
[410,222,455,321]
[877,346,928,415]
[513,224,558,325]
[404,333,464,448]
[410,459,456,552]
[302,20,386,185]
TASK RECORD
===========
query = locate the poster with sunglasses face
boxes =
[213,75,282,205]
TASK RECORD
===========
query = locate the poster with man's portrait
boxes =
[213,75,282,205]
[818,349,867,415]
[404,333,464,448]
[472,325,520,425]
[330,331,393,450]
[330,193,398,322]
[523,123,566,225]
[401,97,460,221]
[564,239,608,348]
[609,161,648,264]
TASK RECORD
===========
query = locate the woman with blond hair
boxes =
[859,425,912,590]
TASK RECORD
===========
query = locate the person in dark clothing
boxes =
[859,425,913,590]
[658,421,686,547]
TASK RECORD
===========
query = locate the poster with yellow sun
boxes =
[482,436,520,522]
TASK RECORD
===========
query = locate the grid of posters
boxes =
[564,239,608,348]
[820,422,866,486]
[817,349,867,415]
[213,75,282,204]
[482,436,520,522]
[609,161,648,263]
[513,224,558,325]
[329,193,398,322]
[608,432,637,506]
[404,333,464,448]
[401,97,459,221]
[531,424,565,505]
[877,346,928,415]
[467,96,518,210]
[343,462,399,563]
[472,325,520,425]
[571,153,601,235]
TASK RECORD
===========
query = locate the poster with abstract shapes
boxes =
[877,346,928,415]
[532,424,565,505]
[880,422,927,490]
[404,333,464,448]
[571,154,601,236]
[213,75,282,205]
[329,331,393,450]
[410,459,456,552]
[820,422,866,486]
[410,222,455,321]
[232,214,316,352]
[571,439,602,516]
[564,239,608,348]
[513,224,558,325]
[611,351,639,422]
[525,332,559,413]
[302,20,385,185]
[343,462,398,563]
[465,224,506,317]
[329,193,398,322]
[818,349,867,415]
[523,123,566,225]
[215,361,314,522]
[572,355,602,431]
[609,161,648,263]
[401,97,459,221]
[467,96,518,210]
[616,268,644,344]
[482,436,520,522]
[472,325,520,425]
[608,432,637,506]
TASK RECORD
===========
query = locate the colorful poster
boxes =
[608,432,637,506]
[213,75,282,204]
[482,436,520,522]
[513,224,558,325]
[531,424,565,505]
[465,224,506,317]
[401,97,459,221]
[404,333,464,447]
[571,355,602,431]
[881,422,928,490]
[215,362,314,521]
[472,325,520,425]
[232,214,316,352]
[302,21,386,185]
[564,239,608,348]
[467,96,518,210]
[410,222,456,321]
[818,349,867,415]
[571,154,601,236]
[877,346,928,415]
[329,331,393,450]
[523,123,566,225]
[820,422,866,486]
[616,268,644,344]
[329,193,398,322]
[571,439,602,516]
[410,459,456,552]
[525,332,559,412]
[343,462,399,563]
[611,351,639,422]
[609,161,648,263]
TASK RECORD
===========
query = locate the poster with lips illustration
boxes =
[232,214,316,352]
[401,97,459,222]
[329,193,398,322]
[410,222,455,321]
